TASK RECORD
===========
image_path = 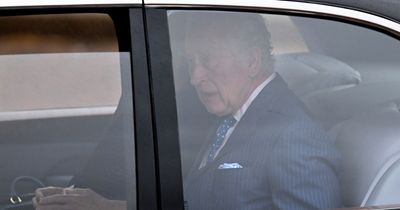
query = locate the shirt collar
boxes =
[233,72,276,122]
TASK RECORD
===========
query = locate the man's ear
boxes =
[246,47,263,77]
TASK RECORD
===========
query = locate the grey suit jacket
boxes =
[184,75,342,210]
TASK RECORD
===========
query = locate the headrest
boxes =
[275,52,361,96]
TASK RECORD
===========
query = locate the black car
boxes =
[0,0,400,209]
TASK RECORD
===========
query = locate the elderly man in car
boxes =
[180,12,341,210]
[33,12,341,210]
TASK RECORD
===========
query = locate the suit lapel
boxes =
[212,75,290,164]
[186,75,290,184]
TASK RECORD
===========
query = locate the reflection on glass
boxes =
[170,8,400,210]
[169,11,341,210]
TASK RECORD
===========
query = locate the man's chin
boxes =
[205,105,229,117]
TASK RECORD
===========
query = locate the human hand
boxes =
[33,186,127,210]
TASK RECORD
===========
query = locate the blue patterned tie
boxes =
[206,115,237,163]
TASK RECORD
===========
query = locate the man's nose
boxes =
[190,61,208,86]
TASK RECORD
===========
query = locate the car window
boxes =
[0,13,135,210]
[0,14,121,119]
[167,10,400,209]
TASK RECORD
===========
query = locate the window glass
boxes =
[0,14,121,120]
[168,10,400,209]
[0,14,135,210]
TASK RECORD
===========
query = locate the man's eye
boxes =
[199,55,209,65]
[200,55,218,70]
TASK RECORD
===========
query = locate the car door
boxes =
[144,0,400,209]
[0,2,161,210]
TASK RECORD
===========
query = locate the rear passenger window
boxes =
[0,14,121,118]
[0,14,135,210]
[168,10,400,209]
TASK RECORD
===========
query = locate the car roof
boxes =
[1,0,399,19]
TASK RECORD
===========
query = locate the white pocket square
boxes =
[218,163,243,169]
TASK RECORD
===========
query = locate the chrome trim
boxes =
[0,106,117,122]
[144,0,400,36]
[0,0,140,8]
[9,196,22,204]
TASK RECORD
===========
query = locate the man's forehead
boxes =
[185,27,239,50]
[184,34,238,56]
[186,23,227,39]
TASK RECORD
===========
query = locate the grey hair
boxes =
[180,11,274,72]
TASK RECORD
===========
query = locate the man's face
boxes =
[185,28,255,116]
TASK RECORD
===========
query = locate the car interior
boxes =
[171,12,400,208]
[287,16,400,207]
